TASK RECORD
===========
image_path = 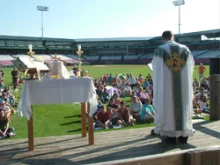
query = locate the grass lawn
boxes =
[1,64,210,140]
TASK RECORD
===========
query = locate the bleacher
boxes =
[0,55,14,67]
[139,53,154,59]
[0,61,14,68]
[124,55,142,60]
[84,55,100,61]
[0,29,219,65]
[65,54,89,64]
[101,56,121,60]
[34,54,53,62]
[191,50,208,57]
[49,54,78,64]
[193,50,220,64]
[65,54,79,60]
[12,54,28,58]
[0,55,15,61]
[197,50,220,58]
[99,55,121,64]
[0,54,79,67]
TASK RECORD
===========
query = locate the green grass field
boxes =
[1,64,210,139]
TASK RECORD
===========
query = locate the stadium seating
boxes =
[0,29,219,66]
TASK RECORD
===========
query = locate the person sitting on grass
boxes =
[111,92,121,106]
[0,109,15,138]
[142,78,150,90]
[129,96,142,122]
[107,98,119,126]
[0,80,5,90]
[136,87,150,104]
[92,100,103,121]
[108,73,114,85]
[118,80,127,97]
[101,88,110,104]
[95,85,103,101]
[0,100,11,117]
[107,98,118,112]
[124,83,132,97]
[139,98,155,123]
[4,86,13,96]
[4,98,16,115]
[193,78,200,92]
[95,106,112,129]
[193,87,207,109]
[117,101,136,127]
[195,95,210,114]
[107,107,118,126]
[198,95,210,114]
[3,86,16,107]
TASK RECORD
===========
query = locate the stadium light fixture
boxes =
[36,5,49,40]
[173,0,185,35]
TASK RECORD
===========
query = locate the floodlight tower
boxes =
[173,0,185,35]
[36,5,49,40]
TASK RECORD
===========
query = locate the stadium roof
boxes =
[0,29,219,43]
[0,35,156,43]
[182,29,220,38]
[0,35,74,42]
[151,29,220,40]
[74,36,155,42]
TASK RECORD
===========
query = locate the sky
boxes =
[1,0,220,39]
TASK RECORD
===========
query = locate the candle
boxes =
[28,44,32,52]
[77,44,81,51]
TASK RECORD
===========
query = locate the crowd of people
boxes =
[0,70,17,138]
[193,76,210,115]
[92,73,156,129]
[92,66,209,130]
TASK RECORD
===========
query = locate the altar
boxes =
[18,77,97,151]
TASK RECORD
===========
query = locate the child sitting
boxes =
[107,107,118,126]
[139,98,155,123]
[0,109,15,138]
[95,106,112,129]
[117,101,136,127]
[101,88,110,103]
[197,95,210,114]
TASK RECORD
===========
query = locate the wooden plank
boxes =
[81,102,87,137]
[109,154,184,165]
[186,148,220,165]
[210,75,220,120]
[27,105,34,151]
[1,120,219,164]
[201,150,220,165]
[87,102,94,145]
[186,151,202,165]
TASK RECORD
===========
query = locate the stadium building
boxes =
[0,29,219,67]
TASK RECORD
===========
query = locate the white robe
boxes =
[152,40,194,137]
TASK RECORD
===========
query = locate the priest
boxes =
[152,30,194,143]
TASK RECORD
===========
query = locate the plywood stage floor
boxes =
[0,120,219,165]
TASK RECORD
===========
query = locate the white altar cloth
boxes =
[18,78,97,120]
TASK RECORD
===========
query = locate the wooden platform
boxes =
[0,120,219,165]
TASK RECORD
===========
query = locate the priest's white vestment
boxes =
[152,40,194,137]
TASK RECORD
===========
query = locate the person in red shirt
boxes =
[198,63,206,80]
[103,74,108,84]
[117,101,136,127]
[95,106,111,129]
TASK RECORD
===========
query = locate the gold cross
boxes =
[51,53,61,60]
